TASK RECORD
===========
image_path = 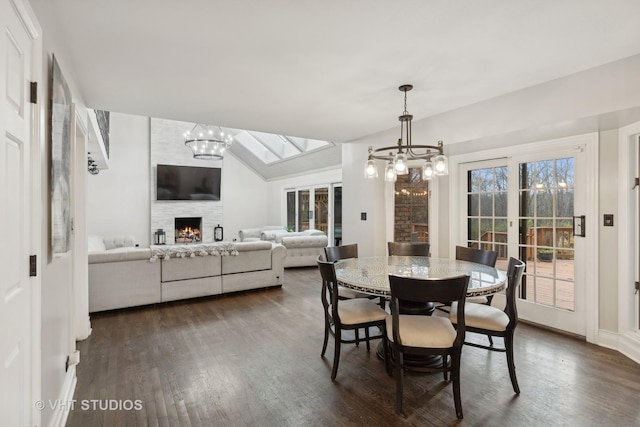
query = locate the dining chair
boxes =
[325,244,363,299]
[385,273,470,419]
[325,244,385,309]
[455,245,498,305]
[449,257,526,394]
[316,256,389,380]
[325,243,358,262]
[387,241,430,256]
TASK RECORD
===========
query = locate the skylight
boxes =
[226,127,332,165]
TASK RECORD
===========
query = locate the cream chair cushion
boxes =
[385,315,456,348]
[465,295,488,304]
[449,302,509,331]
[331,299,388,325]
[338,286,372,299]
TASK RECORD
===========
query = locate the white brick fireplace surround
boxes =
[150,118,223,243]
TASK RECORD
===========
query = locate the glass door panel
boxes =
[298,190,310,231]
[286,190,295,231]
[314,187,329,234]
[465,165,509,270]
[333,186,342,246]
[517,157,575,311]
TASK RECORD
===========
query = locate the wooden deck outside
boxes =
[495,257,575,311]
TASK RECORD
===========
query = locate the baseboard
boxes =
[596,329,640,365]
[596,329,620,350]
[619,331,640,365]
[49,365,77,427]
[76,315,92,341]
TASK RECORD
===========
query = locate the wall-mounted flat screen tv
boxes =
[156,164,221,201]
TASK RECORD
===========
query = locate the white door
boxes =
[0,0,35,424]
[459,137,594,336]
[508,148,587,335]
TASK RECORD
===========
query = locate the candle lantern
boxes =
[214,224,224,242]
[154,228,166,245]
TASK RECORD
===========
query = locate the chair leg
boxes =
[331,329,341,380]
[505,331,520,394]
[365,327,371,351]
[487,335,494,347]
[452,351,463,419]
[442,355,448,381]
[355,328,360,346]
[394,349,404,415]
[321,317,329,357]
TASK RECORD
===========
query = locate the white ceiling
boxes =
[30,0,640,178]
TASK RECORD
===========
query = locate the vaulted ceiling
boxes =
[30,0,640,179]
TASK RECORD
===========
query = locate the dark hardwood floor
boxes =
[68,267,640,426]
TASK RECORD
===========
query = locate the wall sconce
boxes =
[87,154,99,175]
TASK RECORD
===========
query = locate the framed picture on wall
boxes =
[50,54,72,255]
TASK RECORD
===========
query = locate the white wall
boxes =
[87,115,270,244]
[29,2,89,422]
[223,151,269,241]
[598,129,619,332]
[87,113,151,245]
[343,53,640,335]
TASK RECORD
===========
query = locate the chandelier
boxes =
[364,84,448,182]
[184,123,233,160]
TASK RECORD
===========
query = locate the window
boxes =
[394,167,429,242]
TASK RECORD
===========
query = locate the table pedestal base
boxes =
[376,342,445,368]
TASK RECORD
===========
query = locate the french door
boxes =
[460,142,590,336]
[285,183,342,245]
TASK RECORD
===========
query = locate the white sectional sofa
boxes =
[237,226,328,268]
[88,235,286,312]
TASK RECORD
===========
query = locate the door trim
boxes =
[448,133,599,342]
[617,120,640,363]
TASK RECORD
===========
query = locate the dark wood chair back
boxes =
[324,244,358,262]
[505,257,526,327]
[388,274,470,344]
[455,245,498,267]
[387,242,430,256]
[317,255,339,319]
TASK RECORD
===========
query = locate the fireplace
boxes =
[175,217,202,243]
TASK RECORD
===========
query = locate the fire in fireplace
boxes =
[175,217,202,243]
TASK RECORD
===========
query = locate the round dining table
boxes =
[334,255,508,367]
[334,256,507,297]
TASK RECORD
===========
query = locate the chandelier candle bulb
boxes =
[385,160,397,182]
[364,84,448,180]
[184,123,233,160]
[364,155,379,178]
[423,160,435,180]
